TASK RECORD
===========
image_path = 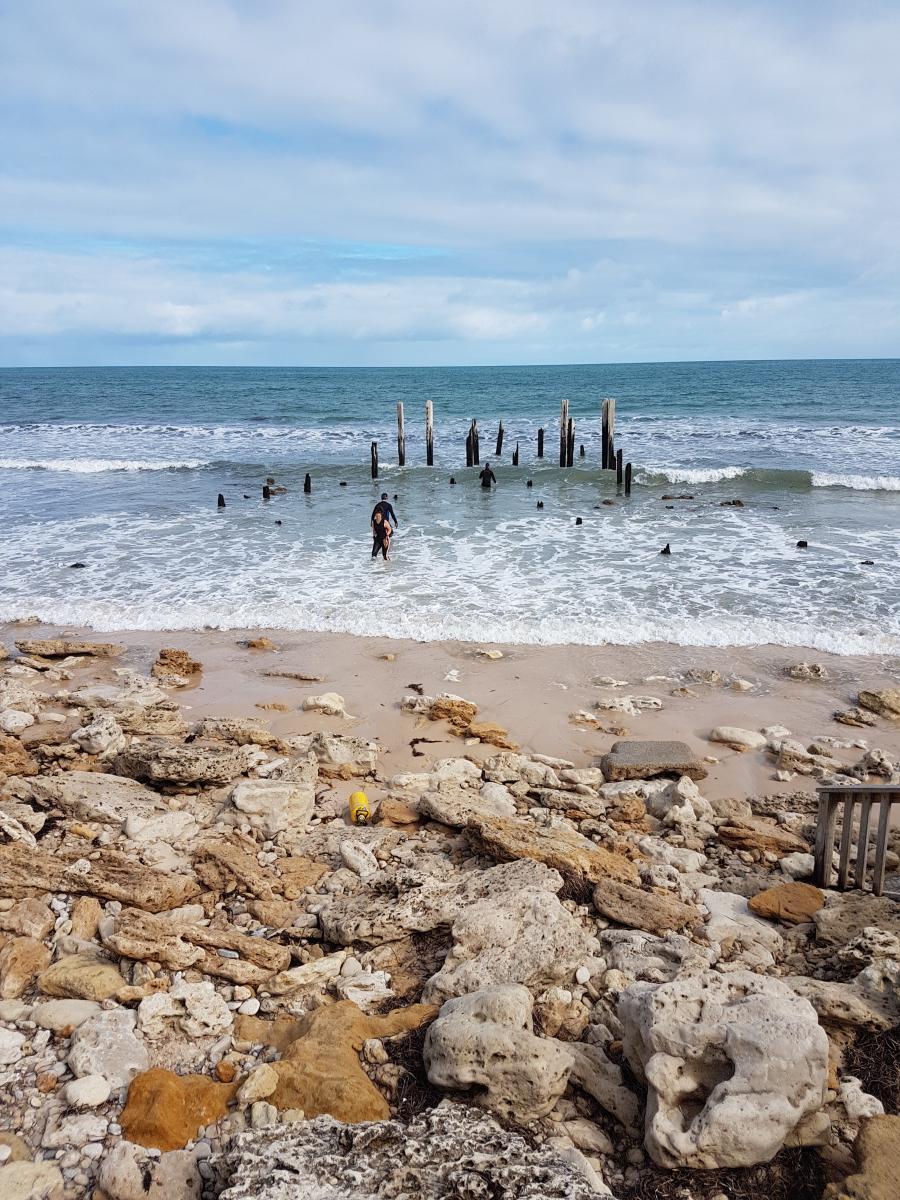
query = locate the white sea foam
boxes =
[811,471,900,492]
[0,458,208,474]
[639,466,747,484]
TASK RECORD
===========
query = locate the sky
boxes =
[1,0,899,367]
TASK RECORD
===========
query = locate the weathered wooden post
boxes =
[566,418,575,468]
[579,444,585,459]
[397,402,406,467]
[465,427,473,468]
[624,462,632,496]
[616,448,623,489]
[262,485,271,500]
[537,428,544,458]
[495,422,504,457]
[425,400,434,466]
[512,442,519,466]
[559,399,568,467]
[472,419,480,465]
[303,473,311,494]
[370,441,378,480]
[601,398,616,469]
[217,493,226,508]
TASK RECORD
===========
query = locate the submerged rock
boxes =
[214,1102,603,1199]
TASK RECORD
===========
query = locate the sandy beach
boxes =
[7,620,898,809]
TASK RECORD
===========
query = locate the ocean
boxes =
[1,360,898,653]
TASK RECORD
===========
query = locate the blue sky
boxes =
[1,0,898,366]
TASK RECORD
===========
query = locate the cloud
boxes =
[1,1,899,362]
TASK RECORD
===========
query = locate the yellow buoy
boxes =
[349,791,371,825]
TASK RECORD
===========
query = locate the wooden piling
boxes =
[601,398,616,469]
[566,417,575,468]
[559,399,569,467]
[624,462,632,496]
[512,442,519,466]
[616,449,623,489]
[465,427,473,468]
[217,493,226,508]
[495,422,504,457]
[579,443,585,459]
[262,485,271,500]
[370,441,378,480]
[473,419,480,466]
[397,402,406,467]
[425,400,434,467]
[537,428,544,458]
[303,473,311,494]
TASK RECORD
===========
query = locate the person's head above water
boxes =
[381,493,388,501]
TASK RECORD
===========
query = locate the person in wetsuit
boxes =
[479,462,497,489]
[371,509,392,560]
[371,493,399,528]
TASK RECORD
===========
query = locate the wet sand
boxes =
[4,621,899,811]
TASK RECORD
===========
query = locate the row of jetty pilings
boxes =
[370,398,631,493]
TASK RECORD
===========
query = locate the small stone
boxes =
[575,966,591,986]
[238,998,261,1016]
[64,1074,112,1109]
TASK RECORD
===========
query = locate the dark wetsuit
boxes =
[371,518,391,559]
[371,501,398,527]
[479,467,496,489]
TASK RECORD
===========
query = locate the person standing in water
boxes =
[371,492,399,528]
[371,509,392,560]
[479,462,497,489]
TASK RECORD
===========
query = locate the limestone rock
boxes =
[301,692,348,717]
[701,889,784,969]
[0,709,34,735]
[814,893,900,950]
[0,1161,65,1199]
[787,662,829,681]
[824,1114,900,1200]
[264,1000,437,1121]
[717,816,810,856]
[213,1102,602,1199]
[858,689,900,719]
[425,985,637,1129]
[287,731,377,775]
[467,722,518,750]
[152,647,202,684]
[0,898,54,940]
[0,1026,26,1064]
[601,739,707,782]
[645,775,715,829]
[0,733,37,781]
[709,726,767,751]
[620,968,828,1169]
[22,770,165,825]
[71,712,125,756]
[138,979,233,1040]
[69,1008,149,1087]
[0,937,50,998]
[424,886,597,1003]
[121,1067,236,1151]
[787,961,900,1031]
[38,953,126,1001]
[115,739,259,785]
[835,707,879,728]
[230,774,316,839]
[748,881,824,924]
[428,693,478,727]
[593,879,702,936]
[15,638,122,658]
[31,998,100,1032]
[99,1141,203,1200]
[468,812,638,885]
[64,1073,112,1108]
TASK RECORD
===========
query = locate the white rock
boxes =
[0,1026,26,1064]
[230,774,316,838]
[340,840,379,877]
[575,966,591,986]
[64,1074,112,1109]
[700,889,783,969]
[237,1063,279,1106]
[638,836,707,874]
[68,1008,149,1087]
[838,1076,885,1119]
[238,997,261,1016]
[779,852,815,880]
[301,692,348,717]
[72,712,125,756]
[620,968,827,1169]
[708,726,768,752]
[138,980,233,1041]
[478,782,518,816]
[0,1161,65,1199]
[595,695,662,716]
[43,1112,108,1148]
[335,969,394,1010]
[0,709,35,735]
[31,998,101,1032]
[99,1141,202,1200]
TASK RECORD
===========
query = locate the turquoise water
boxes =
[1,360,898,650]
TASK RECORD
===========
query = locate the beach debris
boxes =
[300,692,348,717]
[151,646,202,687]
[601,739,708,781]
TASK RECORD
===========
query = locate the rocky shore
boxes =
[0,632,899,1199]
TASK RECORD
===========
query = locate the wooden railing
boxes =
[814,786,900,896]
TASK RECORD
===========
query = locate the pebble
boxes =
[238,998,261,1016]
[575,966,591,986]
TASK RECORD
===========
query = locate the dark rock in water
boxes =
[526,480,533,488]
[660,543,671,555]
[536,501,544,509]
[393,494,398,500]
[661,494,694,501]
[275,520,282,526]
[262,486,271,500]
[665,505,674,509]
[796,540,808,549]
[68,562,87,569]
[217,494,226,508]
[243,494,250,499]
[575,517,583,525]
[860,559,875,566]
[304,474,312,493]
[602,499,615,506]
[449,477,456,485]
[720,498,744,507]
[339,481,347,486]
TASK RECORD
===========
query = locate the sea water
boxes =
[1,360,898,652]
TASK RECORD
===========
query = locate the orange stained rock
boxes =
[121,1068,236,1151]
[267,999,438,1122]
